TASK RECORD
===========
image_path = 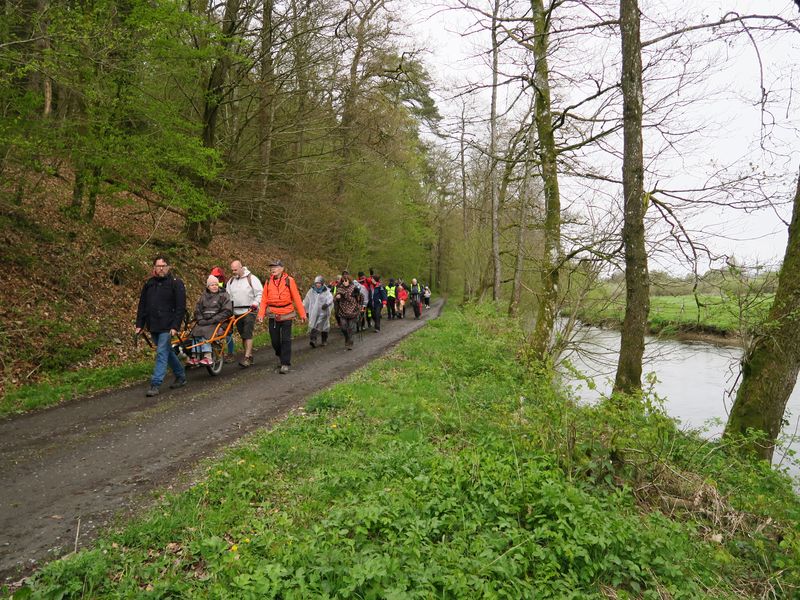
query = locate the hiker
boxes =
[303,275,334,348]
[190,275,233,366]
[210,266,235,362]
[135,255,187,397]
[409,278,423,319]
[385,278,398,320]
[227,260,264,368]
[334,273,362,350]
[357,271,374,329]
[396,281,409,319]
[346,271,369,330]
[370,275,388,332]
[257,259,307,374]
[423,285,432,309]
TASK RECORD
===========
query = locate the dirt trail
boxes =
[0,301,442,581]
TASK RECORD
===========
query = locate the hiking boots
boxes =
[239,356,254,368]
[279,365,290,374]
[169,377,187,389]
[223,354,235,364]
[146,385,159,397]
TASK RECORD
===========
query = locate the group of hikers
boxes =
[135,255,432,397]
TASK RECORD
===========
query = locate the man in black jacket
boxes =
[135,256,187,396]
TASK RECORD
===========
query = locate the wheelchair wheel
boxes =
[206,341,224,376]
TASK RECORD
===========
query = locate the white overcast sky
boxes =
[404,0,800,273]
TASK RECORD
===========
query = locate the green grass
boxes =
[8,306,799,598]
[1,360,153,417]
[0,327,301,418]
[576,294,773,337]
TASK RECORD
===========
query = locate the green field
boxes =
[9,306,799,598]
[576,294,773,337]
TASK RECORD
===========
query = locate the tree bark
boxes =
[724,167,800,461]
[489,0,502,301]
[256,0,275,224]
[613,0,650,395]
[528,0,561,360]
[187,0,241,246]
[459,104,472,303]
[509,131,534,317]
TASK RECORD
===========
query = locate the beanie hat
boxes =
[210,266,225,280]
[206,275,220,287]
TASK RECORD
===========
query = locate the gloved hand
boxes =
[250,304,258,311]
[321,303,330,310]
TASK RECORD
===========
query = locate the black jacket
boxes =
[136,275,186,333]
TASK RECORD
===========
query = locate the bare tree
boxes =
[724,168,800,460]
[613,0,649,394]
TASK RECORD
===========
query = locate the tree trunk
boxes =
[528,0,561,360]
[613,0,649,395]
[186,0,241,245]
[459,104,471,303]
[489,0,502,302]
[509,132,534,317]
[724,167,800,460]
[256,0,275,224]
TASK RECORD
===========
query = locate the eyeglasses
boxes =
[208,283,219,286]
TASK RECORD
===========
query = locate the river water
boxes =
[560,325,800,480]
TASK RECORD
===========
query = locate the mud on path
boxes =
[0,300,443,582]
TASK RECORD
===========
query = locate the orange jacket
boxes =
[257,273,307,321]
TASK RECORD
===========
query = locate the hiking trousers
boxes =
[268,319,293,366]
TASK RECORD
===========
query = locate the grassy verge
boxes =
[0,326,301,418]
[575,294,773,338]
[7,306,799,598]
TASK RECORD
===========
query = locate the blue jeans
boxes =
[192,337,212,353]
[226,333,234,355]
[151,331,186,387]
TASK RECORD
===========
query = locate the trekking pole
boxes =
[135,330,155,349]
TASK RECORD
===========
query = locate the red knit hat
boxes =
[210,266,225,282]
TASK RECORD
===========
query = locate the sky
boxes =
[404,0,800,274]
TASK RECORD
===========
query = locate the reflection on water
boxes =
[560,324,800,479]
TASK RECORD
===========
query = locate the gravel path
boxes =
[0,300,442,581]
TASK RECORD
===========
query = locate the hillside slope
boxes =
[0,170,336,398]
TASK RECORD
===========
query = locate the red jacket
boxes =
[258,273,307,321]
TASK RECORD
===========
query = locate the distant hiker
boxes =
[210,266,235,362]
[304,275,334,348]
[423,285,432,309]
[257,259,307,374]
[370,275,388,332]
[135,255,187,397]
[409,278,423,319]
[357,271,374,329]
[334,273,362,350]
[190,275,233,366]
[396,281,409,319]
[385,278,398,320]
[344,270,369,330]
[227,260,263,368]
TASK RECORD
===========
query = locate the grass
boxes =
[7,305,799,598]
[575,294,774,337]
[0,326,303,418]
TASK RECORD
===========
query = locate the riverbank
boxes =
[8,305,799,597]
[573,293,773,346]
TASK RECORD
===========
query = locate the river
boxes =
[560,325,800,480]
